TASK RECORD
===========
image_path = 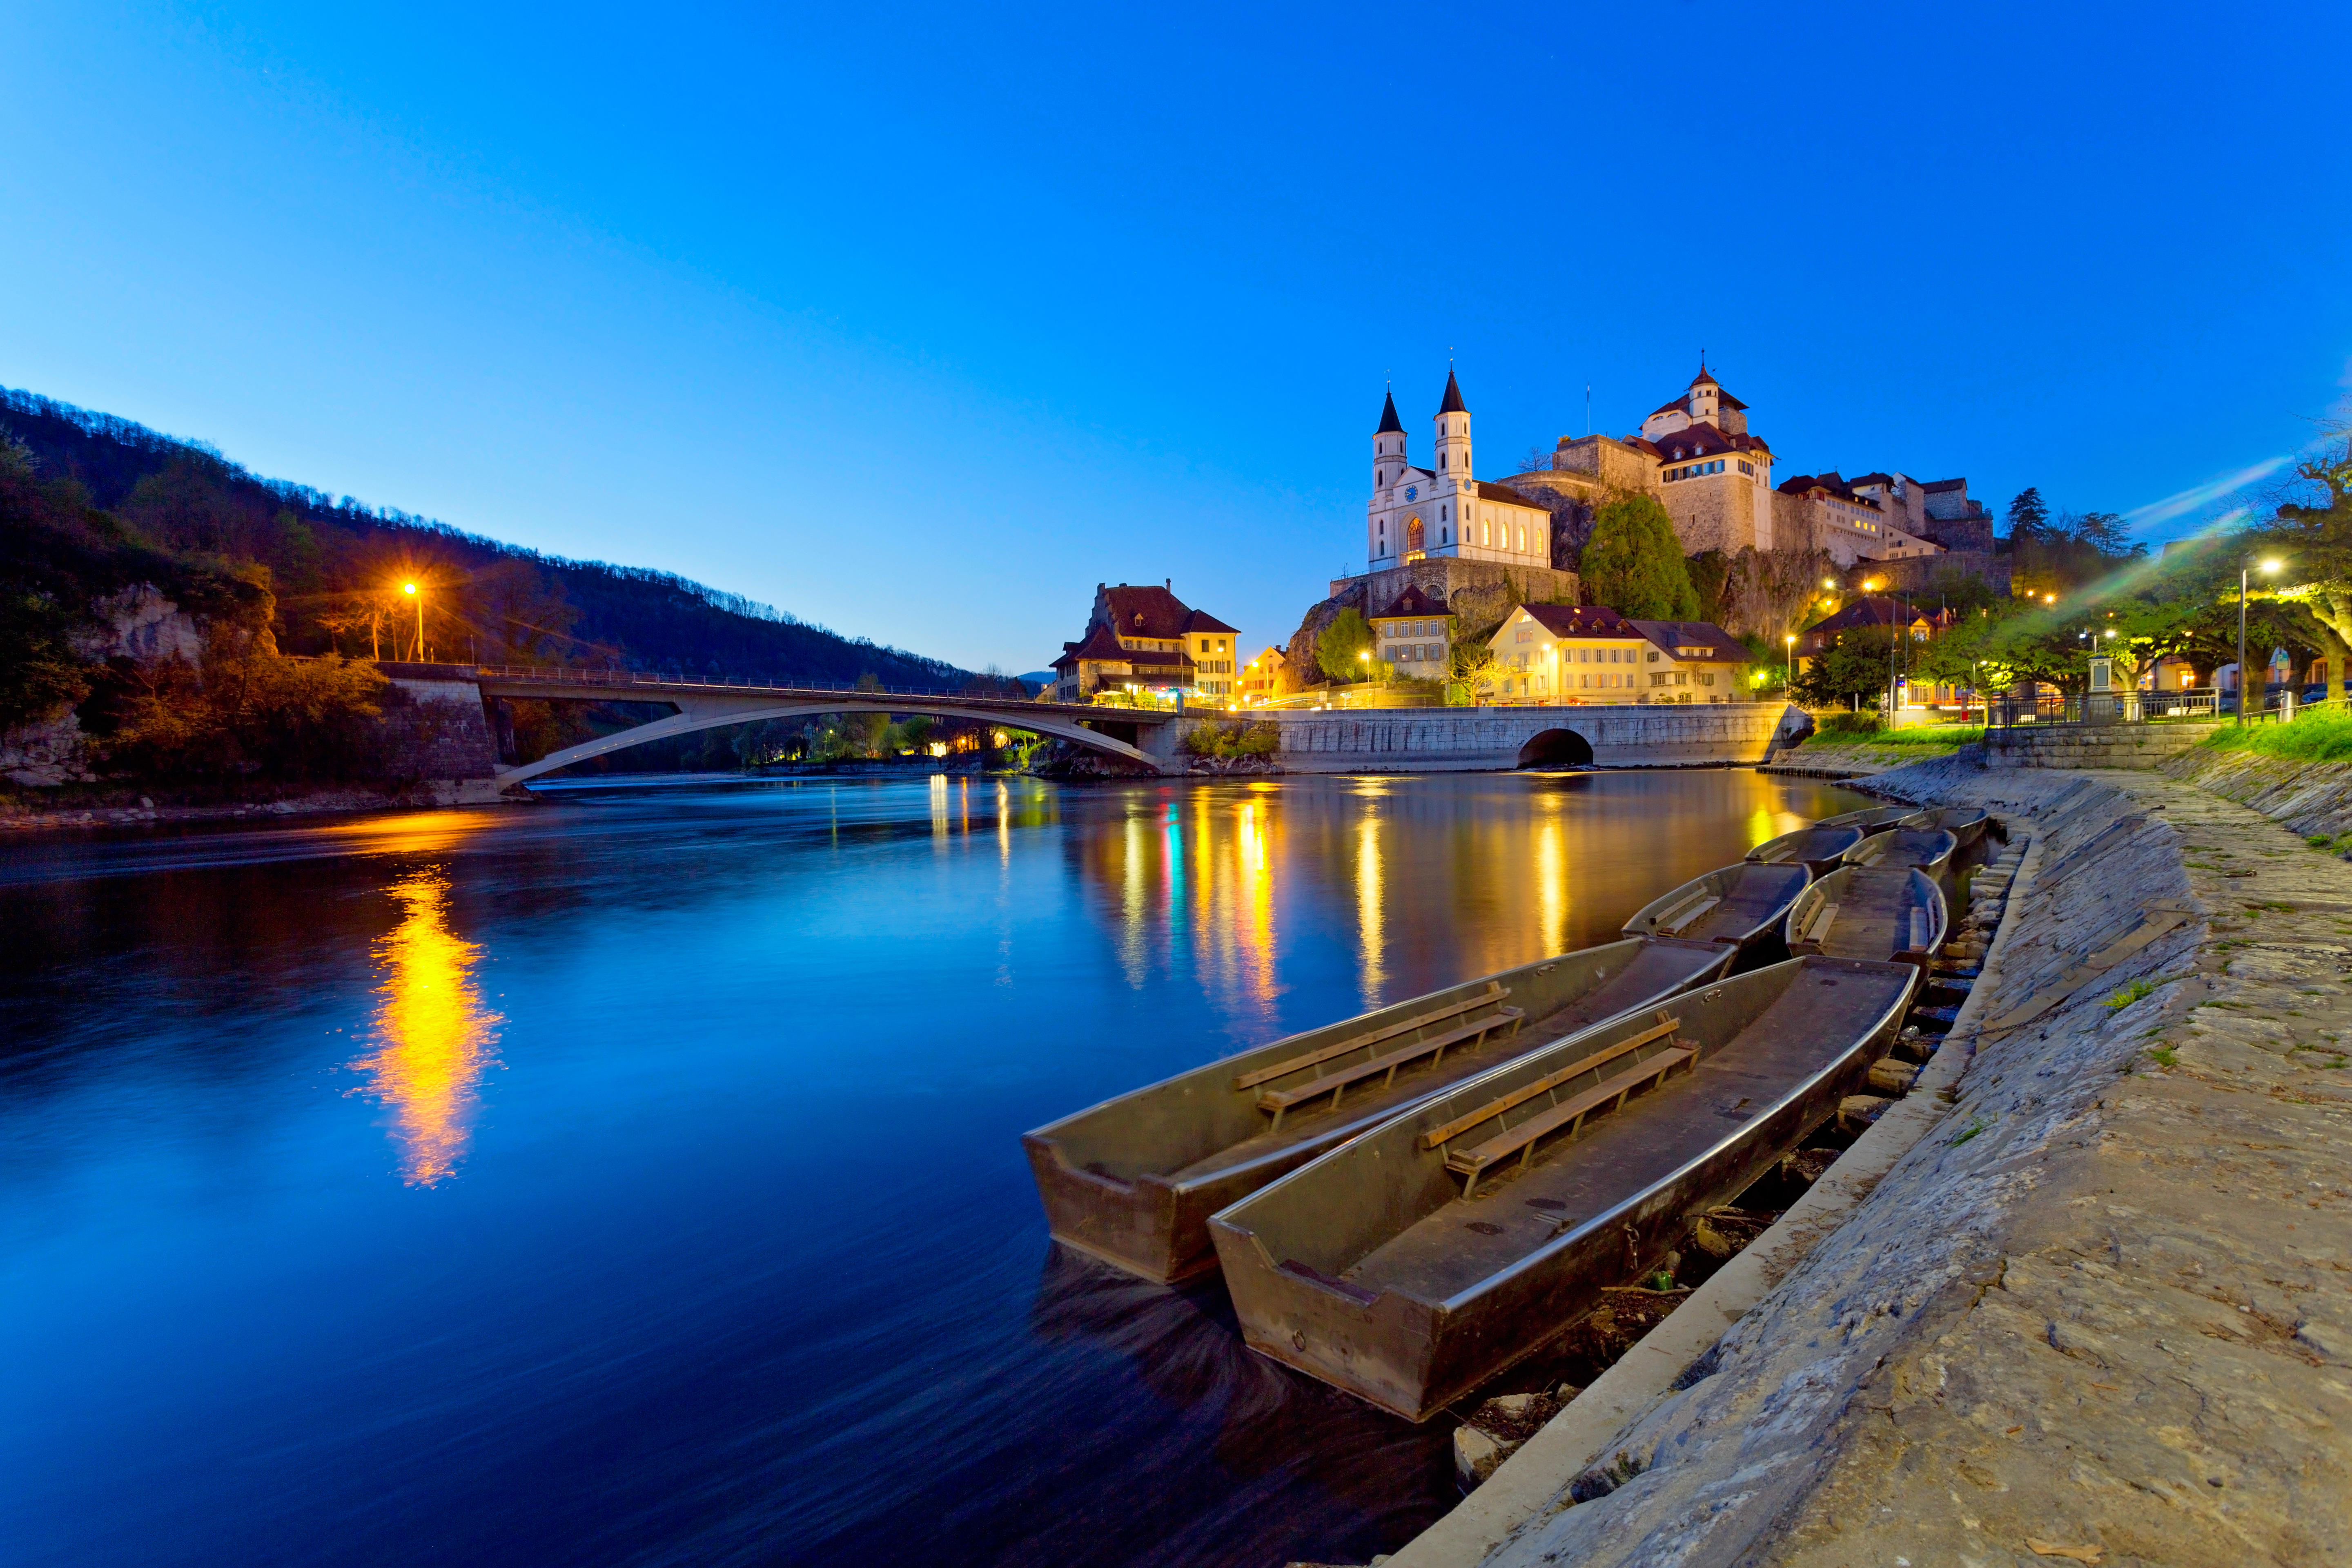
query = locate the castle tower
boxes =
[1434,369,1470,480]
[1688,360,1720,427]
[1373,389,1405,491]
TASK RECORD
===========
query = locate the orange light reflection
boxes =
[351,868,503,1185]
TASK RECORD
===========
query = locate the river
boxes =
[0,768,1870,1568]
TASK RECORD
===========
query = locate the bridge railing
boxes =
[378,661,1051,705]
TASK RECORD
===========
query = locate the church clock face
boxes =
[1405,486,1417,501]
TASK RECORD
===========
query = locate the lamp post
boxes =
[2238,557,2283,724]
[1784,633,1796,698]
[402,581,422,661]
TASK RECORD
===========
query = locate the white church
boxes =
[1366,370,1555,573]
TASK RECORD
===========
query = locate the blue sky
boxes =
[4,2,2348,672]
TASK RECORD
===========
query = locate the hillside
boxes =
[0,386,982,689]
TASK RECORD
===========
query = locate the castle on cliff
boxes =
[1359,364,1997,583]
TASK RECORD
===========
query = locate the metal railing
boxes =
[1983,686,2346,729]
[372,660,1056,706]
[1986,688,2223,728]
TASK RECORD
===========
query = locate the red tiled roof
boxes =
[1375,584,1452,621]
[1629,620,1748,662]
[1097,584,1234,640]
[1777,472,1884,512]
[1639,423,1772,463]
[1516,604,1643,639]
[1474,479,1541,506]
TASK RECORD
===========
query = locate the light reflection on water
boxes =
[351,869,502,1185]
[0,768,1866,1568]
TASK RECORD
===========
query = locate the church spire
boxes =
[1376,389,1403,433]
[1437,368,1468,415]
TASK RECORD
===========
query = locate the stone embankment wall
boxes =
[1266,702,1800,773]
[1424,754,2351,1568]
[378,679,502,783]
[1985,720,2217,769]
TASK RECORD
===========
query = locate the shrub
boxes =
[1182,719,1280,759]
[1815,711,1884,737]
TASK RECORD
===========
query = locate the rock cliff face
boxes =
[69,584,204,664]
[4,582,208,785]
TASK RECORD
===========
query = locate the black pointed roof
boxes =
[1376,389,1403,433]
[1437,368,1467,415]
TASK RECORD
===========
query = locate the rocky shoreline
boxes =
[1386,751,2352,1568]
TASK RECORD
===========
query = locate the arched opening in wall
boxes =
[1516,728,1594,769]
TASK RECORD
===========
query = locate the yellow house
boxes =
[1050,581,1240,702]
[1487,604,1750,704]
[1237,646,1290,703]
[1369,584,1454,680]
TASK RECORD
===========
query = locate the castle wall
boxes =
[1552,434,1655,493]
[1659,471,1770,555]
[1332,557,1580,616]
[1856,549,2013,597]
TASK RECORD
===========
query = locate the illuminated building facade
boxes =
[1051,581,1240,702]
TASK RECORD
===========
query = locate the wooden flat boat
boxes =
[1619,862,1811,952]
[1207,956,1920,1420]
[1784,865,1947,966]
[1746,825,1864,877]
[1900,804,1991,849]
[1816,804,1913,835]
[1022,938,1739,1284]
[1839,826,1958,875]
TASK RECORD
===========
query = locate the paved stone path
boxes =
[1478,764,2352,1568]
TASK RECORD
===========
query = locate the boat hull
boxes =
[1747,824,1864,879]
[1209,956,1918,1419]
[1785,866,1947,967]
[1023,938,1735,1284]
[1902,805,1990,849]
[1839,827,1958,877]
[1619,861,1811,953]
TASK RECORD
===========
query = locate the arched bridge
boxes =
[376,664,1185,780]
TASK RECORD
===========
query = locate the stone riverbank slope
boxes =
[1439,757,2352,1568]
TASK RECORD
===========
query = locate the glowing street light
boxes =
[401,580,424,660]
[1784,633,1796,694]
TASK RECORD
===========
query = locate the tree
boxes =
[1581,496,1700,620]
[1316,607,1376,682]
[1793,626,1895,709]
[1448,638,1504,705]
[2005,488,2050,542]
[2271,427,2352,653]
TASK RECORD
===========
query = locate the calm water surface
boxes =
[0,769,1870,1568]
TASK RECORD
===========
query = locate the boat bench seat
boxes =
[1655,894,1719,935]
[1415,1013,1693,1196]
[1443,1048,1693,1194]
[1235,984,1508,1094]
[1255,1007,1525,1128]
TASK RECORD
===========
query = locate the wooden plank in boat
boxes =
[1659,895,1719,934]
[1233,982,1506,1089]
[1421,1015,1682,1150]
[1447,1047,1696,1195]
[1258,1007,1526,1127]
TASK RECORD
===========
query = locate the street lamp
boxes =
[2238,557,2284,724]
[1784,633,1796,696]
[402,581,423,661]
